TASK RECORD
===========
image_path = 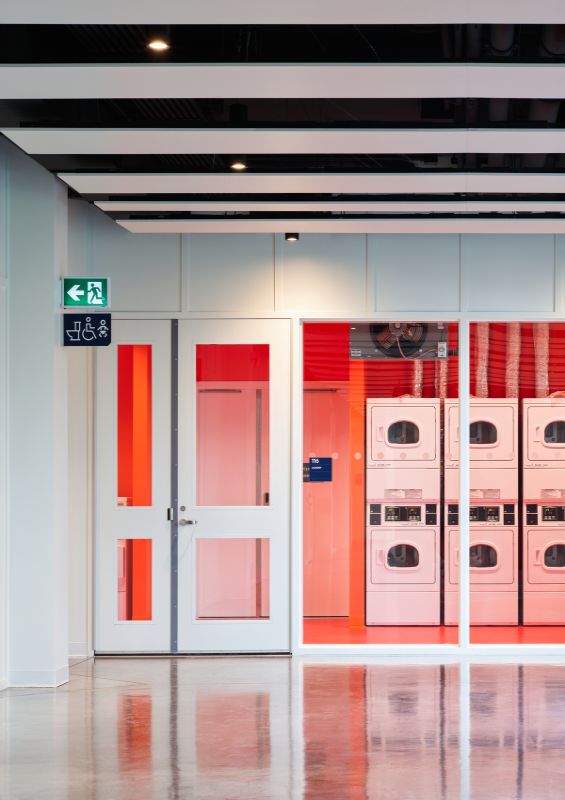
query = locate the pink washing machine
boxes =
[366,399,441,625]
[444,400,518,625]
[523,397,565,623]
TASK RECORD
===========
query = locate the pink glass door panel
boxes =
[117,344,152,507]
[117,538,152,621]
[196,538,269,619]
[196,344,269,507]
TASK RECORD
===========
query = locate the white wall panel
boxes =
[184,234,275,312]
[92,210,181,312]
[69,200,182,312]
[370,234,460,312]
[67,349,93,657]
[554,236,565,314]
[275,233,366,312]
[461,235,555,312]
[0,282,7,688]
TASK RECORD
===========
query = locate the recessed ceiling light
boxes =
[230,156,248,171]
[285,232,299,242]
[148,39,170,52]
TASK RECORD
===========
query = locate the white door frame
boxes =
[291,312,565,658]
[177,318,291,653]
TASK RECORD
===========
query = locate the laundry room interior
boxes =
[302,320,565,645]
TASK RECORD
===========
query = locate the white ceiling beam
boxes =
[95,200,565,213]
[117,218,565,234]
[57,172,565,196]
[9,127,565,155]
[2,64,565,100]
[2,0,565,24]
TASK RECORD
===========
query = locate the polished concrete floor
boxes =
[2,658,565,799]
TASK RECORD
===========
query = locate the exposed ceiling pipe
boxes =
[505,323,521,398]
[475,322,489,398]
[523,26,565,169]
[534,324,550,398]
[487,25,515,169]
[412,360,424,398]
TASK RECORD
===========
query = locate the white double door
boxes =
[95,318,290,653]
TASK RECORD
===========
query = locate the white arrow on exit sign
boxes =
[67,284,85,302]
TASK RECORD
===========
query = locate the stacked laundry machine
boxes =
[444,398,519,625]
[523,397,565,624]
[365,398,441,625]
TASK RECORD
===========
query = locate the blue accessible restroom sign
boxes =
[63,314,112,347]
[308,457,333,482]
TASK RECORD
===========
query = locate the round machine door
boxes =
[369,529,437,585]
[448,529,515,585]
[526,404,565,465]
[369,403,438,464]
[446,404,516,464]
[527,531,565,584]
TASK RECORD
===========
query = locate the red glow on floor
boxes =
[303,618,565,645]
[304,618,459,645]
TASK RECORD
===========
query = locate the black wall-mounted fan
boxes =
[350,322,448,360]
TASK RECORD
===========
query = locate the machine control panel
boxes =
[541,505,565,522]
[385,505,421,523]
[369,503,381,525]
[470,505,500,523]
[524,504,565,525]
[526,504,538,525]
[446,504,515,525]
[367,503,437,526]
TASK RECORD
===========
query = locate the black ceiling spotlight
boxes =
[229,156,248,171]
[285,233,300,242]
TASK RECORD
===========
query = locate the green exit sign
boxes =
[62,277,110,309]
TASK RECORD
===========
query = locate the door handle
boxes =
[376,426,384,442]
[535,426,541,442]
[376,549,385,566]
[455,548,459,567]
[534,548,541,566]
[179,519,198,526]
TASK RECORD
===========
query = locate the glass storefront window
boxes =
[468,322,565,643]
[303,321,459,645]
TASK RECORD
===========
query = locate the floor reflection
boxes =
[2,658,565,798]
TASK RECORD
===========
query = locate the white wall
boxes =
[2,138,69,686]
[67,350,93,657]
[66,200,565,656]
[68,200,565,316]
[0,147,8,689]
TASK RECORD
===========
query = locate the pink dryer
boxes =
[444,398,518,472]
[366,398,441,625]
[444,400,518,625]
[523,398,565,624]
[366,398,440,470]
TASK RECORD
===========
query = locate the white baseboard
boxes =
[0,678,8,692]
[9,664,69,687]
